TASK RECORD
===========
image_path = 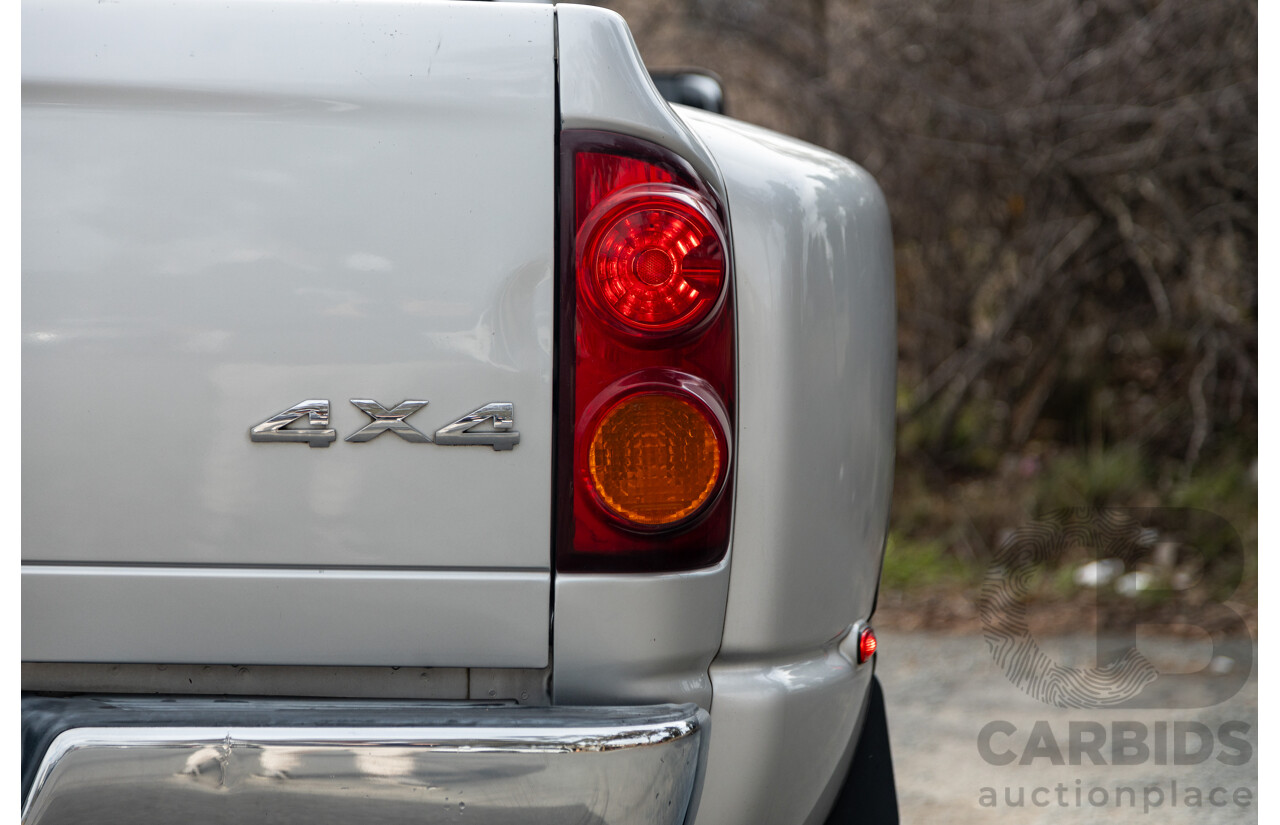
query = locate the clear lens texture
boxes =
[588,393,722,526]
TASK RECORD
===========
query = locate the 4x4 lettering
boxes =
[248,399,519,450]
[346,399,431,443]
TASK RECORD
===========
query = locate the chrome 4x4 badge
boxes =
[250,399,519,450]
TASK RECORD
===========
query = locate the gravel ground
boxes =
[876,630,1258,824]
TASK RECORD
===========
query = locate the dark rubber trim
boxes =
[823,675,899,824]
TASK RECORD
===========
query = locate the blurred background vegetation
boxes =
[586,0,1257,630]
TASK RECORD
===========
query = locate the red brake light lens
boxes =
[579,185,727,338]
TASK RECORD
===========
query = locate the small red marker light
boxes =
[858,627,877,664]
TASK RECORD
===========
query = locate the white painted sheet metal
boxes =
[23,565,549,667]
[23,0,555,666]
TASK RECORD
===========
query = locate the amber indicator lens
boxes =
[588,392,723,527]
[581,186,726,337]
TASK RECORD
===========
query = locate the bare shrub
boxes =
[597,0,1257,474]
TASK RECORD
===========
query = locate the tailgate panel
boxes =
[23,0,555,666]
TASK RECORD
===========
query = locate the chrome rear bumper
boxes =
[22,697,705,825]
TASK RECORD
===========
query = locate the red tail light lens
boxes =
[579,185,727,338]
[556,131,735,573]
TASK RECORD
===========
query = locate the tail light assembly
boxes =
[556,131,735,573]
